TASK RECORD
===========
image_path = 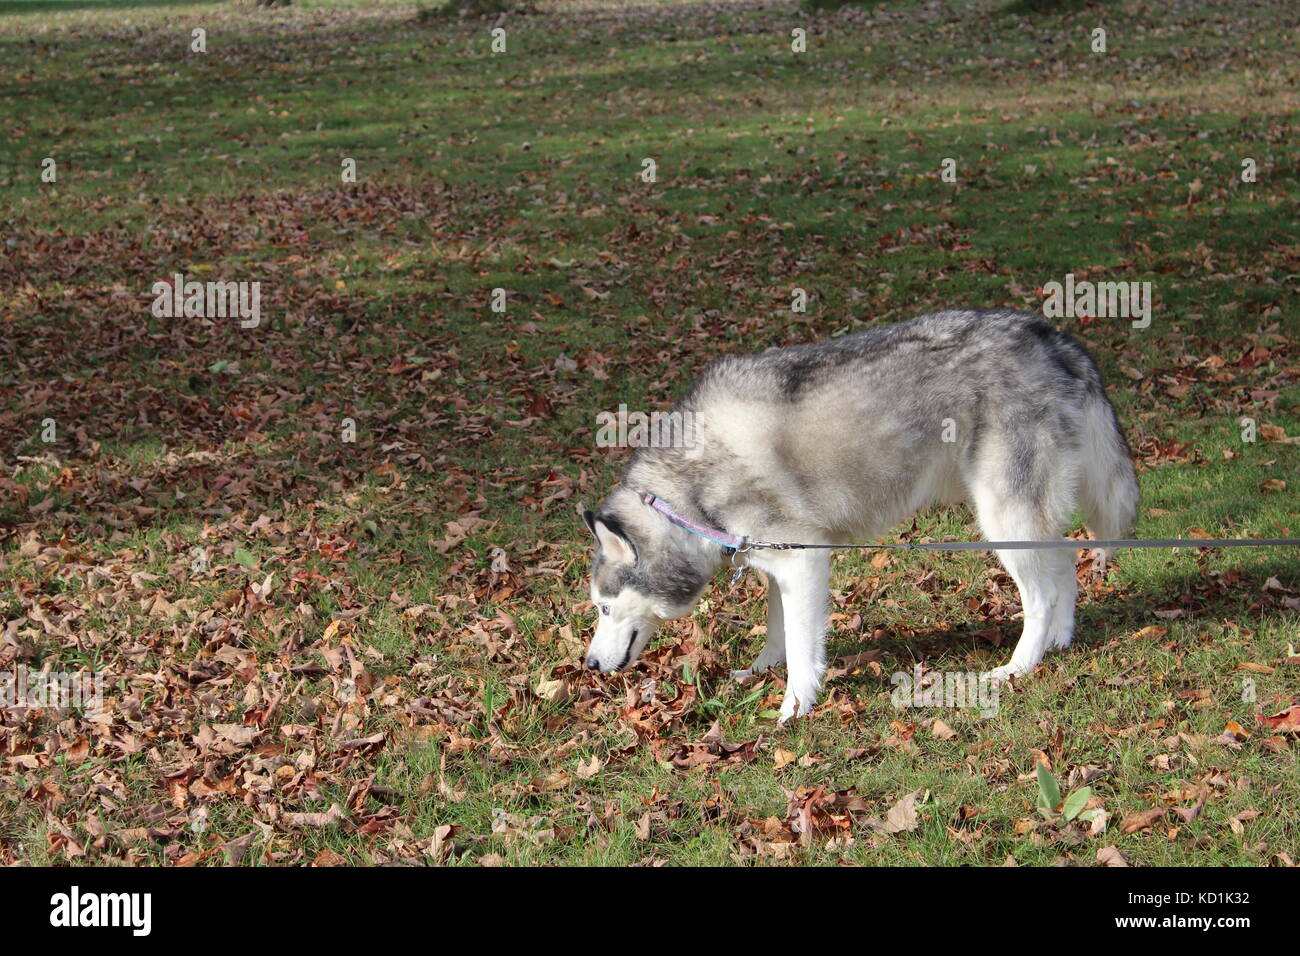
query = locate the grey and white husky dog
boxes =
[582,310,1139,721]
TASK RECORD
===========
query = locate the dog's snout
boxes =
[585,657,600,670]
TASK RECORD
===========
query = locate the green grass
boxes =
[0,0,1297,866]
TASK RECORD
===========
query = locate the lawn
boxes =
[0,0,1297,866]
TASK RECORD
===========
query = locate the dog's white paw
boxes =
[1049,631,1074,651]
[981,664,1015,684]
[982,663,1026,684]
[734,650,784,683]
[777,691,815,724]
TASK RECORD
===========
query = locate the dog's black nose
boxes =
[586,658,600,670]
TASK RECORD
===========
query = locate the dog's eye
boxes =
[598,603,610,616]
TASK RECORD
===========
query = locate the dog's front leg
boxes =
[731,573,786,679]
[770,551,830,723]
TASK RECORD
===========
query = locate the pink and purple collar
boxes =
[641,492,748,552]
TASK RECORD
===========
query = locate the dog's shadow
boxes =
[821,561,1297,692]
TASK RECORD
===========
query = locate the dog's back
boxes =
[629,309,1137,549]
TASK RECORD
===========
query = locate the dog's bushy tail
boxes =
[1079,389,1139,569]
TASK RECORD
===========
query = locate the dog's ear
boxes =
[586,512,637,564]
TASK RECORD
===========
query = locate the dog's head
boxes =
[581,495,709,672]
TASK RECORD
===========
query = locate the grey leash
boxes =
[725,537,1300,584]
[743,538,1300,552]
[642,490,1300,584]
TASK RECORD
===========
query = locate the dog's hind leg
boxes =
[970,471,1076,681]
[762,550,830,723]
[731,573,786,679]
[983,547,1073,681]
[1047,556,1077,650]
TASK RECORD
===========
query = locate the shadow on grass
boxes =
[0,0,220,14]
[827,559,1299,691]
[1002,0,1119,15]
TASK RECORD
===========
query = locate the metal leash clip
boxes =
[729,543,752,586]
